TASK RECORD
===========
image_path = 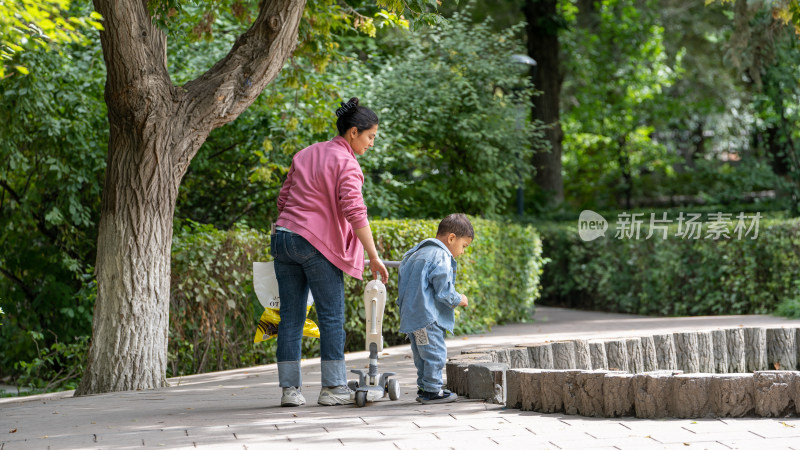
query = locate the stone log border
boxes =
[447,327,800,419]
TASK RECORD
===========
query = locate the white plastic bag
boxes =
[253,262,319,342]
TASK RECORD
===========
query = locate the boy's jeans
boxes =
[271,231,347,388]
[408,322,448,393]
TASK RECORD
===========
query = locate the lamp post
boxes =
[510,54,537,216]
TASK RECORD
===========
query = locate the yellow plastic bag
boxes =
[252,261,320,343]
[254,305,320,343]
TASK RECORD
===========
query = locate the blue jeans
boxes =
[408,322,448,393]
[271,231,346,388]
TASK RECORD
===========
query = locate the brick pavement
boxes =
[3,307,800,449]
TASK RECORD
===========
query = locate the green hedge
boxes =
[537,217,800,317]
[168,218,545,376]
[344,218,546,351]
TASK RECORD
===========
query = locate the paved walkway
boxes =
[3,307,800,449]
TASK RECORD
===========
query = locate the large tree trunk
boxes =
[523,0,564,205]
[76,0,305,396]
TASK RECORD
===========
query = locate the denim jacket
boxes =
[396,238,462,334]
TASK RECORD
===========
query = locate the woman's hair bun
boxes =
[335,97,360,118]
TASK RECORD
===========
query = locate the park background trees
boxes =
[2,0,800,394]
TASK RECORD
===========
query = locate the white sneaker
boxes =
[317,385,354,406]
[281,387,306,407]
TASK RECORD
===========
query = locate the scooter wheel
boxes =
[355,390,367,407]
[388,378,400,401]
[347,380,359,391]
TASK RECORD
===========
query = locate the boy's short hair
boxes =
[436,213,474,239]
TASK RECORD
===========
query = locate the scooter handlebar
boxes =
[365,259,400,269]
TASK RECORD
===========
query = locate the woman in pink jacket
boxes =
[272,97,389,407]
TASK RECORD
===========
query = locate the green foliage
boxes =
[176,7,548,224]
[561,0,682,210]
[174,53,353,229]
[0,38,107,378]
[663,157,791,206]
[0,0,102,78]
[11,332,89,394]
[170,3,374,229]
[538,216,800,317]
[166,217,544,374]
[168,221,277,376]
[749,22,800,214]
[344,217,546,349]
[356,9,547,218]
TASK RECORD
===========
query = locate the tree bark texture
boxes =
[765,328,797,371]
[540,370,569,413]
[633,373,673,419]
[625,338,645,374]
[605,340,629,372]
[491,348,511,365]
[603,373,634,417]
[528,343,555,369]
[589,341,609,370]
[653,334,678,371]
[744,327,768,372]
[674,332,700,373]
[523,0,564,204]
[552,341,577,370]
[506,369,529,409]
[670,374,713,419]
[562,370,582,415]
[753,371,796,417]
[76,0,306,395]
[516,369,546,412]
[509,347,531,369]
[640,336,658,372]
[697,331,715,373]
[576,370,607,417]
[712,330,729,374]
[710,374,754,417]
[574,339,592,370]
[726,328,747,373]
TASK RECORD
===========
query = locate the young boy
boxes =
[396,213,473,404]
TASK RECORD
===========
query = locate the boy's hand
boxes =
[458,294,468,307]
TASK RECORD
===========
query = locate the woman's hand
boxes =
[370,258,389,284]
[355,224,389,284]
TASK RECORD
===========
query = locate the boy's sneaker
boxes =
[417,389,457,404]
[317,385,354,406]
[281,387,306,407]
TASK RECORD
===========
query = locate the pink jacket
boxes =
[276,136,369,279]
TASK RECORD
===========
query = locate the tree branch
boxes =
[0,179,22,204]
[92,0,170,115]
[175,0,306,169]
[0,265,35,301]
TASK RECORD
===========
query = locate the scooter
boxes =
[348,277,401,407]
